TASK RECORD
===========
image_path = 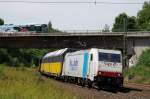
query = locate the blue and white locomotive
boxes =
[40,48,123,88]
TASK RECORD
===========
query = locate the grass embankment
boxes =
[0,66,80,99]
[124,49,150,84]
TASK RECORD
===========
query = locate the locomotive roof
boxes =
[43,48,68,58]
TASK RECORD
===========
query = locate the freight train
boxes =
[40,48,123,88]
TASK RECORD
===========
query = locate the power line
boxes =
[0,1,144,5]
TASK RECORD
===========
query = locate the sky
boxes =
[0,0,149,30]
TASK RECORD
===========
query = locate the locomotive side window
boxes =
[90,54,93,61]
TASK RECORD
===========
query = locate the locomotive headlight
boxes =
[98,71,101,75]
[118,73,120,76]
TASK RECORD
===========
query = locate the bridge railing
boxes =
[0,31,150,37]
[125,32,150,37]
[0,32,70,36]
[65,32,124,36]
[63,31,150,36]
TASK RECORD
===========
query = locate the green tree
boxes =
[0,48,52,67]
[102,24,110,32]
[127,16,138,31]
[137,1,150,31]
[112,13,127,32]
[112,13,138,32]
[47,21,60,33]
[48,21,52,32]
[0,18,4,25]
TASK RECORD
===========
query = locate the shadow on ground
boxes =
[98,86,142,93]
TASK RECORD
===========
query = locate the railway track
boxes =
[93,83,150,99]
[43,76,150,99]
[124,82,150,89]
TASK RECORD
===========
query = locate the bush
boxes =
[0,65,4,76]
[137,48,150,67]
[0,66,3,74]
[125,48,150,84]
[0,48,52,67]
[9,57,20,67]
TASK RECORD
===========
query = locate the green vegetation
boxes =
[0,66,80,99]
[0,48,57,67]
[112,1,150,32]
[124,49,150,84]
[0,64,4,76]
[137,49,150,67]
[112,13,138,32]
[0,18,4,25]
[137,1,150,31]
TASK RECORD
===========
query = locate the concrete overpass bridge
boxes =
[0,32,150,67]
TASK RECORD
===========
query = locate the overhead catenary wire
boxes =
[0,0,144,5]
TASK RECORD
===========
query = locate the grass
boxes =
[0,66,80,99]
[124,65,150,84]
[124,48,150,84]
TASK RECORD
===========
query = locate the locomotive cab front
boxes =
[97,49,123,87]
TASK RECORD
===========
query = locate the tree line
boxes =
[112,1,150,32]
[0,48,57,67]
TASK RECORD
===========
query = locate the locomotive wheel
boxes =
[87,79,93,88]
[77,78,81,85]
[64,76,68,82]
[81,79,86,87]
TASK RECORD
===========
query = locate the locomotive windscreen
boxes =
[98,52,121,63]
